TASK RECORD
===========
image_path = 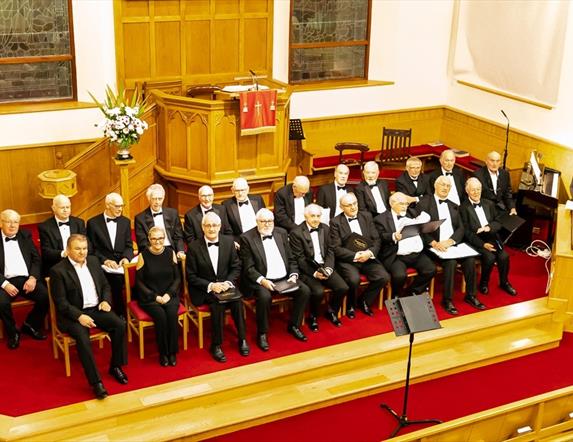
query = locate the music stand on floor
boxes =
[381,293,442,438]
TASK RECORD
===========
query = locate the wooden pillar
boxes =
[114,158,135,218]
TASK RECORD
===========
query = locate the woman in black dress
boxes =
[135,226,181,366]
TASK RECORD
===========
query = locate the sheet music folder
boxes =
[400,219,444,240]
[498,213,526,233]
[385,293,441,337]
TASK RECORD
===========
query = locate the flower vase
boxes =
[114,142,133,161]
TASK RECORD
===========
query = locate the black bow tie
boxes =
[396,215,406,220]
[262,235,273,240]
[152,212,162,217]
[4,236,17,242]
[309,228,319,233]
[106,218,117,223]
[337,186,346,191]
[368,184,377,189]
[207,241,219,247]
[204,208,214,214]
[347,217,358,222]
[473,203,481,208]
[58,221,70,227]
[238,201,249,207]
[444,172,453,176]
[439,199,448,204]
[410,178,418,182]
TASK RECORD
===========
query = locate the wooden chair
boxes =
[334,142,369,168]
[382,269,435,307]
[378,127,412,163]
[46,277,109,377]
[341,274,385,314]
[123,262,188,359]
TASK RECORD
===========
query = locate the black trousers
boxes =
[104,273,126,316]
[0,276,48,338]
[384,252,436,298]
[336,260,389,307]
[139,296,180,356]
[436,256,477,302]
[204,293,246,347]
[479,248,510,286]
[299,271,348,316]
[60,307,127,386]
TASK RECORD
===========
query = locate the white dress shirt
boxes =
[369,184,387,214]
[238,200,257,232]
[471,200,489,227]
[151,210,171,246]
[435,196,454,241]
[346,215,363,235]
[69,258,99,309]
[334,183,347,216]
[294,197,305,225]
[104,216,118,248]
[1,233,29,286]
[392,212,424,255]
[55,217,71,254]
[262,235,287,280]
[442,168,460,205]
[488,170,499,195]
[307,224,324,265]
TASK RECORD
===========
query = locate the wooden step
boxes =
[1,297,564,442]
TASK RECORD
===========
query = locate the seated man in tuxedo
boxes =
[461,178,517,296]
[289,204,349,329]
[395,156,432,210]
[316,164,352,219]
[222,177,266,245]
[473,151,517,215]
[417,176,484,315]
[183,185,232,246]
[329,193,389,318]
[239,208,310,351]
[50,234,128,399]
[428,149,465,206]
[0,209,48,349]
[186,212,250,362]
[38,194,87,277]
[134,183,185,258]
[86,193,134,315]
[354,161,390,217]
[374,192,436,298]
[273,175,312,232]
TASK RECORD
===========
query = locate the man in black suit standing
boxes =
[316,164,351,219]
[38,194,87,276]
[289,204,349,329]
[428,149,465,206]
[86,193,134,315]
[354,161,390,217]
[329,193,389,318]
[183,185,232,246]
[240,208,310,351]
[461,178,517,296]
[395,157,432,210]
[473,151,517,215]
[273,175,312,232]
[134,183,185,258]
[417,176,484,315]
[50,234,128,399]
[186,212,250,362]
[0,209,48,349]
[374,192,435,298]
[222,177,266,245]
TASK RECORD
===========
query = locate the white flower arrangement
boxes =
[89,85,149,158]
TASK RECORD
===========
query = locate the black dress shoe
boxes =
[360,301,374,317]
[346,306,356,319]
[464,295,486,310]
[478,284,489,295]
[442,300,458,315]
[168,354,177,366]
[257,334,269,352]
[109,366,128,384]
[159,354,169,366]
[238,339,250,356]
[210,345,227,363]
[21,323,47,340]
[500,283,517,296]
[308,315,319,332]
[287,324,308,342]
[92,382,108,400]
[325,310,342,327]
[7,332,20,350]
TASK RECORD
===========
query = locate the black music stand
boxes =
[381,293,442,438]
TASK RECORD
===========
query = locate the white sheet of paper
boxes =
[430,242,479,260]
[565,200,573,210]
[101,256,138,274]
[320,208,331,225]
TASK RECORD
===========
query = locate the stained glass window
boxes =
[289,0,370,84]
[0,0,75,103]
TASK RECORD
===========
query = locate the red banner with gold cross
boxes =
[239,89,277,135]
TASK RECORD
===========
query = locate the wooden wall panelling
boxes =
[155,20,182,78]
[212,19,240,73]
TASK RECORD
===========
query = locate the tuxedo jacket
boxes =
[428,167,466,203]
[222,195,266,241]
[316,182,353,219]
[373,211,405,263]
[134,207,185,253]
[329,211,381,264]
[460,198,503,250]
[395,171,432,200]
[0,229,42,286]
[186,234,241,306]
[289,222,335,277]
[416,195,465,246]
[38,215,86,274]
[86,214,134,264]
[354,180,390,217]
[473,166,515,211]
[183,204,232,245]
[273,184,313,232]
[49,256,112,326]
[239,226,298,289]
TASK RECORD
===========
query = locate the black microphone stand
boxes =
[501,110,510,170]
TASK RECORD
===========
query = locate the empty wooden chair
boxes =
[378,127,412,163]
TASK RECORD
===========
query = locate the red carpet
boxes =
[0,247,548,416]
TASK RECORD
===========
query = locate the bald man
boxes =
[473,151,517,215]
[223,178,266,243]
[38,194,87,276]
[354,161,390,218]
[183,185,232,246]
[428,149,466,206]
[274,176,313,232]
[316,164,353,219]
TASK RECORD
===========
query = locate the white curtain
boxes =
[453,0,569,106]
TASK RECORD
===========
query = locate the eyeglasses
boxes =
[341,201,358,208]
[204,224,221,228]
[199,194,214,198]
[258,219,274,224]
[149,237,165,242]
[233,188,248,192]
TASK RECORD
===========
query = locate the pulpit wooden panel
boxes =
[244,18,269,70]
[183,0,209,15]
[155,21,181,77]
[215,0,240,14]
[123,0,149,16]
[245,0,269,13]
[155,0,180,15]
[123,23,151,79]
[213,20,240,73]
[184,21,210,75]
